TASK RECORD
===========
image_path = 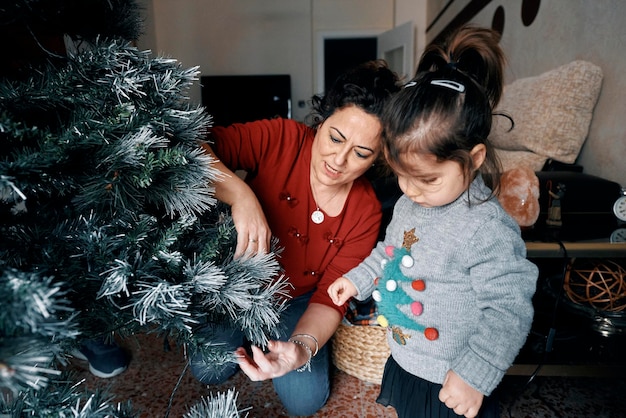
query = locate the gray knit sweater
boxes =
[345,176,538,395]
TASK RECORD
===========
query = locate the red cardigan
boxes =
[207,118,382,314]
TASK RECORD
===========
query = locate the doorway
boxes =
[316,23,415,94]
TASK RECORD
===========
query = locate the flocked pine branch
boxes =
[0,268,79,395]
[184,389,250,418]
[1,376,137,418]
[1,1,290,415]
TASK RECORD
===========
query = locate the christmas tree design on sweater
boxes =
[372,228,439,344]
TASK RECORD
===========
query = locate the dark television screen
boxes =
[200,74,291,127]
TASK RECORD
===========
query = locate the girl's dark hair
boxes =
[382,25,506,196]
[307,59,401,128]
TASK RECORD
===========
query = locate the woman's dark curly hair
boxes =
[307,59,401,128]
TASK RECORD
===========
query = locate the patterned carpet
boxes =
[64,332,626,417]
[498,374,626,418]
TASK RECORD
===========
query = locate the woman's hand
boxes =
[439,370,484,418]
[201,144,272,258]
[235,303,342,381]
[327,277,358,306]
[235,340,309,381]
[230,191,271,258]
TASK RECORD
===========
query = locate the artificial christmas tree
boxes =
[0,1,287,416]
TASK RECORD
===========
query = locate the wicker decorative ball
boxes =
[564,259,626,312]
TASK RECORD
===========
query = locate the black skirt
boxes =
[376,356,499,418]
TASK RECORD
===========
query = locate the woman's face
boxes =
[311,106,382,187]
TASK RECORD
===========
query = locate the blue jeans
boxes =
[189,292,331,416]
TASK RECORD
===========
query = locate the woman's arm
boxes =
[201,143,271,257]
[291,302,343,351]
[236,303,342,379]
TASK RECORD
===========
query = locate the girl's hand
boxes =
[438,370,484,418]
[230,192,271,258]
[327,277,358,306]
[235,340,308,381]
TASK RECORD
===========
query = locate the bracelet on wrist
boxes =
[290,333,319,357]
[288,338,312,372]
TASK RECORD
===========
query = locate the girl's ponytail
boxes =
[417,25,505,109]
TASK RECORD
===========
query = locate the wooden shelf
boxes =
[507,363,626,377]
[526,241,626,258]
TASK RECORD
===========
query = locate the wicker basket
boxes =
[331,323,390,384]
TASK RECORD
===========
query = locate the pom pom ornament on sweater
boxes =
[372,228,439,344]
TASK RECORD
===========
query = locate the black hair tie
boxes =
[446,61,459,71]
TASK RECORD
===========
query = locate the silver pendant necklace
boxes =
[311,208,325,224]
[310,182,343,224]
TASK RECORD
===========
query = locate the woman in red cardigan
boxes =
[193,60,400,416]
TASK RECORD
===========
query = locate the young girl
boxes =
[328,26,538,418]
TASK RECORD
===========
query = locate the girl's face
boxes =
[393,152,470,208]
[311,106,381,186]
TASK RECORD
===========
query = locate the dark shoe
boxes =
[73,339,129,378]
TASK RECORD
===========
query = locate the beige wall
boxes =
[428,0,626,187]
[140,0,624,187]
[394,0,428,68]
[142,0,394,122]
